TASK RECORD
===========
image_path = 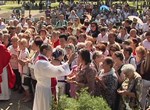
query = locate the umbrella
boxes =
[100,5,109,11]
[128,16,143,25]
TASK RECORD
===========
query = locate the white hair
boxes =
[121,64,136,74]
[65,43,75,52]
[92,51,103,60]
[76,42,86,50]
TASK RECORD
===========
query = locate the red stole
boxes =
[37,56,57,98]
[0,44,16,93]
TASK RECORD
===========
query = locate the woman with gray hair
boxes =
[117,64,142,110]
[65,43,77,68]
[91,51,104,72]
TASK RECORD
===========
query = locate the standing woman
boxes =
[65,44,78,97]
[29,37,43,94]
[140,50,150,109]
[88,21,100,42]
[118,64,142,110]
[112,51,125,87]
[8,36,20,91]
[51,47,65,96]
[95,57,118,110]
[68,49,97,95]
[91,51,104,73]
[112,51,125,110]
[72,17,82,35]
[135,46,146,75]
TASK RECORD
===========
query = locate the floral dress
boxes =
[119,72,142,110]
[95,69,118,109]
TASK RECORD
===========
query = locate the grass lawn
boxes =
[0,3,22,11]
[0,1,145,12]
[0,1,59,11]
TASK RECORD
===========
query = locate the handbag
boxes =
[23,76,31,86]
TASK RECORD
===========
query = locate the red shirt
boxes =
[54,39,60,48]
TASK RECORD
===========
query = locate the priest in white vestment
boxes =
[33,44,74,110]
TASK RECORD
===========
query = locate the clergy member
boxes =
[0,44,16,100]
[33,44,75,110]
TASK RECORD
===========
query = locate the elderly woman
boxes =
[112,51,125,86]
[68,49,97,95]
[29,37,43,94]
[118,64,142,110]
[91,51,104,73]
[51,47,65,96]
[68,10,78,22]
[112,51,126,110]
[65,43,77,68]
[95,57,118,110]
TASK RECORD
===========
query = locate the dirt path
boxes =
[0,10,45,19]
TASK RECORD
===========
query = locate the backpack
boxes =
[129,56,136,64]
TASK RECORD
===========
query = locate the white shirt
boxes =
[18,48,29,74]
[17,22,28,28]
[97,33,108,43]
[117,33,129,41]
[142,39,150,50]
[125,55,137,69]
[7,45,19,69]
[124,12,130,19]
[99,68,117,79]
[0,22,6,30]
[43,37,49,44]
[142,23,150,32]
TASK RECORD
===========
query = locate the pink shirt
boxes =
[97,33,108,43]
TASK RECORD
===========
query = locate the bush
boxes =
[51,89,111,110]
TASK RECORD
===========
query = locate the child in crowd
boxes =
[18,38,31,102]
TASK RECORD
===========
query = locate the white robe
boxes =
[0,67,10,100]
[33,55,70,110]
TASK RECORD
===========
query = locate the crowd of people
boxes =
[0,1,150,110]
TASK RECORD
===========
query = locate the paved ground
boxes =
[0,91,33,110]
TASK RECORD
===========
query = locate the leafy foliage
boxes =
[51,89,111,110]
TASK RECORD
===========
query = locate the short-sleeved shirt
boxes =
[8,45,19,69]
[18,48,29,74]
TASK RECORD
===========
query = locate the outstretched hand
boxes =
[68,53,76,65]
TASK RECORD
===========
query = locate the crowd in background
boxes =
[0,1,150,110]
